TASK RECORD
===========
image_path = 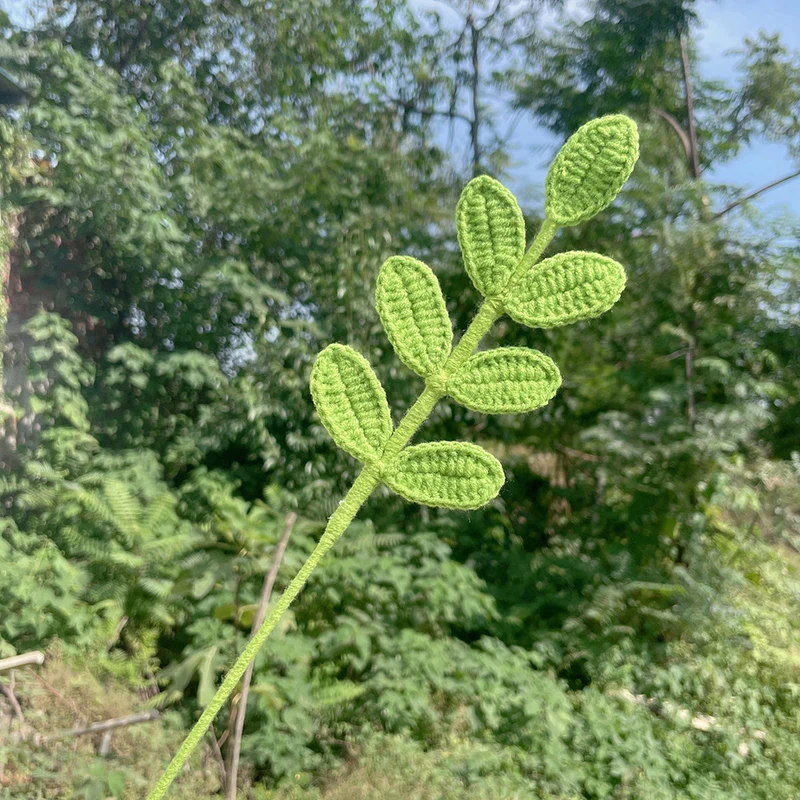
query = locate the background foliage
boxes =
[2,1,800,797]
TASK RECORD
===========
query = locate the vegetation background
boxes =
[2,1,800,798]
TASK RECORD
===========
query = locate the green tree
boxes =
[4,1,800,798]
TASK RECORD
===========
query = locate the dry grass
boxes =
[0,645,221,799]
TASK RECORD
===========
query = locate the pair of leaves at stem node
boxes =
[310,343,504,510]
[376,245,625,366]
[455,114,637,301]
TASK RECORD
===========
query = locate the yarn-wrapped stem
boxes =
[146,219,557,799]
[146,465,381,800]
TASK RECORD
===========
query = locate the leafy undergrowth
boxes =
[269,734,580,800]
[0,650,220,799]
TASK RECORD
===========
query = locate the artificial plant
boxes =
[148,113,639,798]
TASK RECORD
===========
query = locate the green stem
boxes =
[509,218,557,287]
[147,219,557,798]
[381,383,442,461]
[445,296,504,374]
[146,467,379,800]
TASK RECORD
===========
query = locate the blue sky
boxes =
[492,0,800,215]
[3,0,800,216]
[695,0,800,215]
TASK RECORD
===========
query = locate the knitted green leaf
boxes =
[504,251,626,329]
[448,347,561,414]
[545,114,639,227]
[382,441,504,510]
[310,343,392,463]
[376,256,452,378]
[456,175,526,298]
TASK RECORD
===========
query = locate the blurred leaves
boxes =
[2,0,800,798]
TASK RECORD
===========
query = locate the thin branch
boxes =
[469,16,481,175]
[680,34,701,180]
[41,710,159,741]
[500,108,524,149]
[106,615,128,652]
[429,0,467,20]
[390,96,472,124]
[208,727,227,788]
[659,348,690,362]
[477,0,505,32]
[98,730,115,757]
[225,512,298,800]
[556,444,602,463]
[651,106,692,163]
[24,666,82,716]
[0,651,44,672]
[686,336,696,432]
[0,674,24,724]
[711,168,800,220]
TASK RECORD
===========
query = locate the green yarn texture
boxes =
[545,114,639,227]
[148,114,640,800]
[312,116,638,512]
[309,343,392,463]
[376,255,452,377]
[448,348,561,414]
[505,250,627,330]
[456,175,526,298]
[383,441,505,510]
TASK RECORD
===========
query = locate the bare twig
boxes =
[476,0,504,32]
[686,335,696,432]
[678,32,701,431]
[711,168,800,220]
[390,97,473,125]
[208,726,227,787]
[651,106,691,164]
[0,651,44,672]
[106,615,128,652]
[680,34,701,180]
[24,666,82,717]
[469,16,481,175]
[659,348,690,362]
[225,512,298,800]
[0,672,24,724]
[556,444,602,463]
[41,710,159,742]
[98,730,114,756]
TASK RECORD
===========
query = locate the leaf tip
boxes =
[545,114,639,227]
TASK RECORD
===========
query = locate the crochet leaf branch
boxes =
[147,113,639,799]
[314,113,636,510]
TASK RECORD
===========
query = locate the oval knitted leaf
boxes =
[545,114,638,227]
[456,175,526,298]
[383,441,504,510]
[376,256,452,378]
[505,251,626,329]
[448,348,561,414]
[310,343,392,463]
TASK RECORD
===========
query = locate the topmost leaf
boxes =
[456,175,526,298]
[545,114,639,227]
